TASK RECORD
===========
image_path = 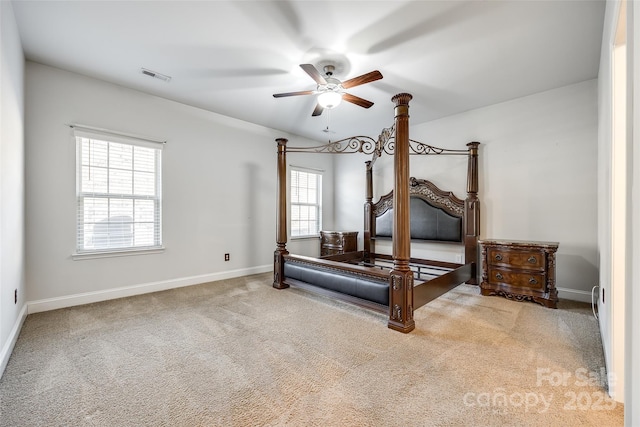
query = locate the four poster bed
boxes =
[273,93,480,333]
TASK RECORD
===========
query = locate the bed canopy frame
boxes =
[273,93,480,333]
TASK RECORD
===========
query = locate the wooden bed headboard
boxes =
[363,140,480,282]
[372,177,464,243]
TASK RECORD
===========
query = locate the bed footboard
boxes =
[283,255,390,309]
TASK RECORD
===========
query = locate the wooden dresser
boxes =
[479,239,559,308]
[320,231,358,256]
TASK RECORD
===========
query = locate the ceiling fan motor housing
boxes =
[318,76,343,93]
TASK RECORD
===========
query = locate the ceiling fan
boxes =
[273,64,383,116]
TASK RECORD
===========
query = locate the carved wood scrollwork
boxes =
[392,275,402,291]
[273,253,280,284]
[273,248,289,289]
[392,304,402,321]
[494,290,536,304]
[286,256,388,283]
[410,185,464,216]
[391,304,414,322]
[373,178,465,218]
[373,195,394,217]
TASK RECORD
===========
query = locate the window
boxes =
[74,127,163,255]
[290,168,322,237]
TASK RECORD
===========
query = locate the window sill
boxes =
[291,235,320,240]
[72,247,165,260]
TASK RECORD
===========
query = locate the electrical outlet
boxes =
[14,289,17,304]
[224,253,230,261]
[455,254,462,263]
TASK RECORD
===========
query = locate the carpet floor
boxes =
[0,273,623,426]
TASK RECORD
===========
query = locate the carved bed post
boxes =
[464,141,480,285]
[388,93,415,333]
[364,160,373,263]
[273,138,289,289]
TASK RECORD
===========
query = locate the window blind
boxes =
[74,126,163,253]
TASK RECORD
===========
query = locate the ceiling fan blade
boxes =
[273,90,315,98]
[311,103,324,116]
[341,70,383,89]
[300,64,327,85]
[343,93,374,109]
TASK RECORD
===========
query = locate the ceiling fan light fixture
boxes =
[317,91,343,109]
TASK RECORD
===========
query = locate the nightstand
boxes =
[479,239,559,308]
[320,231,358,256]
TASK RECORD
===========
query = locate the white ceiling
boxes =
[11,0,605,142]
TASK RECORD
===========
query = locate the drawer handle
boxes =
[494,254,503,261]
[529,277,538,285]
[528,256,537,264]
[495,273,504,280]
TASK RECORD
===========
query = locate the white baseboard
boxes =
[557,286,594,304]
[0,303,28,380]
[27,265,272,314]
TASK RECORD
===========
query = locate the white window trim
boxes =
[72,247,165,260]
[72,125,164,258]
[290,166,323,239]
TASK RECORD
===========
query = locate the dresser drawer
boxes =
[321,247,342,256]
[487,248,545,270]
[322,233,343,246]
[487,267,546,291]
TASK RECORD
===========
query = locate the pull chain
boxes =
[323,109,334,137]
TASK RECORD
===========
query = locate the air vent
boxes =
[140,68,171,82]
